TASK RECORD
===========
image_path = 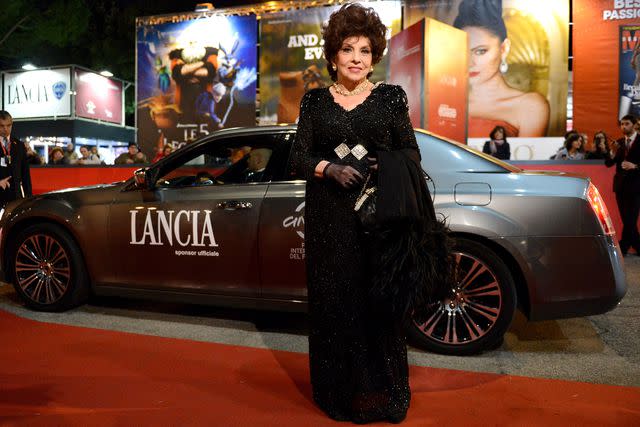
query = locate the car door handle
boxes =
[217,201,252,210]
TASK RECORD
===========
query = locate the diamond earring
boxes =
[500,59,508,74]
[332,63,337,71]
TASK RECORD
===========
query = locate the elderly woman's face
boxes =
[334,36,372,84]
[466,26,506,86]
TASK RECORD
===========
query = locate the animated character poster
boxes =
[136,15,257,158]
[259,1,401,125]
[619,25,640,119]
[404,0,568,138]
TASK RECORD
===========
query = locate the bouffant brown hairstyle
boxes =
[322,3,387,81]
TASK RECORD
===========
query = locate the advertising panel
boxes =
[574,1,640,138]
[259,1,401,124]
[75,70,123,124]
[404,0,568,138]
[425,19,468,142]
[388,20,424,128]
[389,18,468,142]
[136,15,257,158]
[3,68,71,119]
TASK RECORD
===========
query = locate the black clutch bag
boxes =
[354,173,377,229]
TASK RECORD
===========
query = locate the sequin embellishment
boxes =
[351,144,368,160]
[334,143,368,160]
[334,143,351,159]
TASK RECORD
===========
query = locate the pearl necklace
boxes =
[332,79,371,96]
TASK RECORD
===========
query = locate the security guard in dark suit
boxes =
[0,110,32,208]
[605,114,640,255]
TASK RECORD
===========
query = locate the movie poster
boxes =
[259,1,401,125]
[404,0,568,138]
[136,15,257,158]
[619,25,640,119]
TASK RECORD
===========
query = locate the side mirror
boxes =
[134,168,153,190]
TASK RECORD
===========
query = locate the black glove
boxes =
[324,163,364,189]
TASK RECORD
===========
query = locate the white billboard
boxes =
[3,68,71,119]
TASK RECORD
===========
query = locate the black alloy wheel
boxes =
[10,223,89,311]
[409,238,517,355]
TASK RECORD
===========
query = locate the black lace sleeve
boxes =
[291,91,324,180]
[390,86,419,153]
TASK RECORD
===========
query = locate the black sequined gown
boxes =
[291,84,419,423]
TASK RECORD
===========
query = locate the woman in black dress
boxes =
[291,4,450,424]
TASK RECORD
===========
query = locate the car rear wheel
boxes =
[408,238,516,355]
[9,223,89,312]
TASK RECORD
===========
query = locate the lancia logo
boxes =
[52,81,66,100]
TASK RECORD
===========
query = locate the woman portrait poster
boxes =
[404,0,569,138]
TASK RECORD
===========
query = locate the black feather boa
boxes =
[367,149,455,320]
[369,217,454,320]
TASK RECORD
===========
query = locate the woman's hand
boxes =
[324,164,363,189]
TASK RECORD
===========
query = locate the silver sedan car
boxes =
[0,126,626,355]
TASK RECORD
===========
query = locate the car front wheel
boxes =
[408,238,517,355]
[9,223,89,312]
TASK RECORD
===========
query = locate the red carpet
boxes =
[0,309,639,426]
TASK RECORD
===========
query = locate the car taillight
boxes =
[587,183,614,235]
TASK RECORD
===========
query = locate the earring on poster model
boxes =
[332,63,337,71]
[500,59,508,74]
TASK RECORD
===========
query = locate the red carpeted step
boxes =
[0,309,639,426]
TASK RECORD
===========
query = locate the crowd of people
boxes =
[551,129,613,160]
[480,124,617,162]
[23,141,161,166]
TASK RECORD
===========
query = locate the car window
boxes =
[156,133,285,188]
